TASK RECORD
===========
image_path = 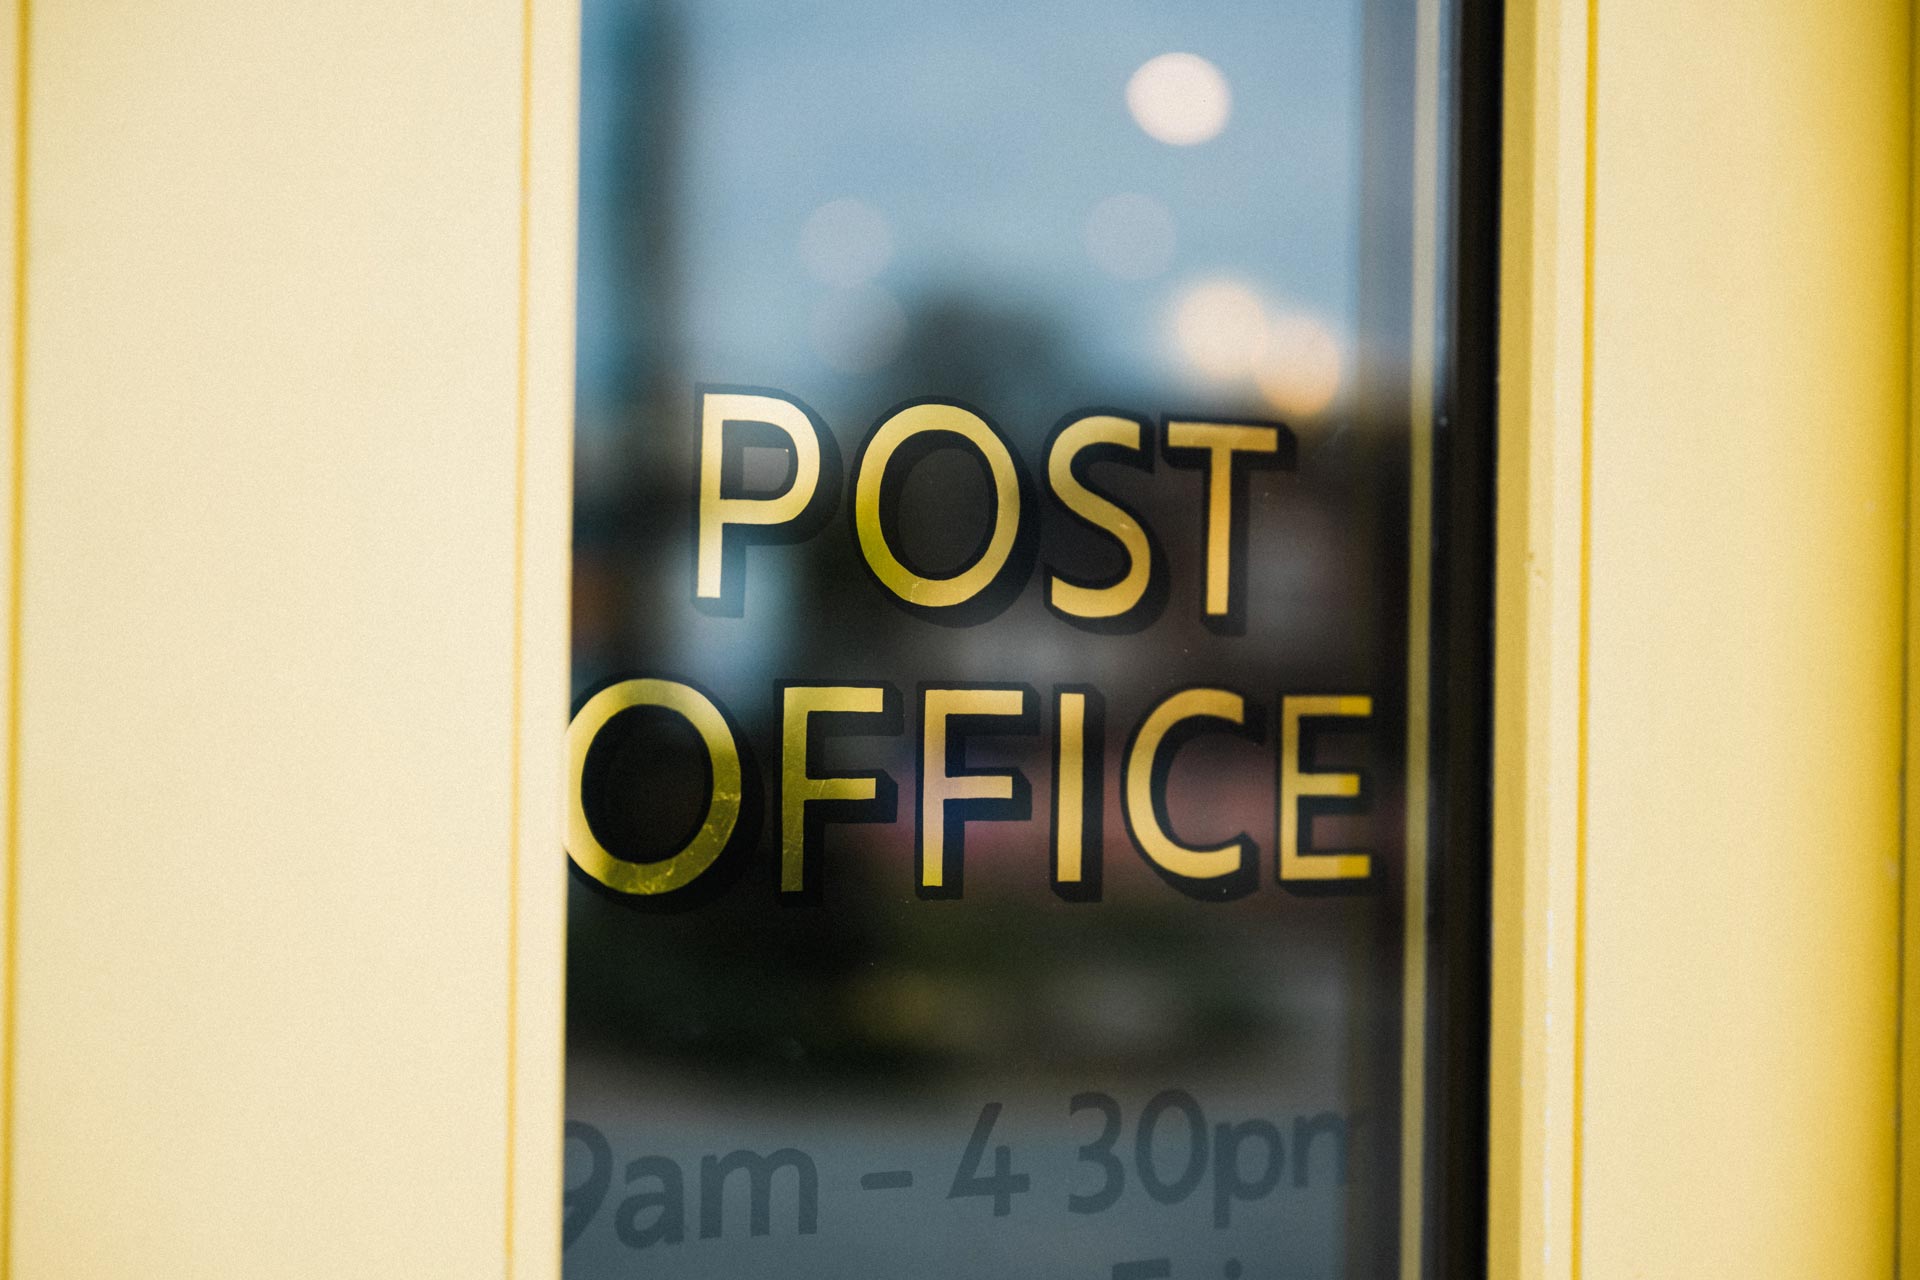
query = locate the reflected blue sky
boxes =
[578,0,1363,423]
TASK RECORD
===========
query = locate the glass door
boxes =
[563,2,1498,1274]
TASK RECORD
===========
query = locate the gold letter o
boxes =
[565,678,742,896]
[854,402,1022,609]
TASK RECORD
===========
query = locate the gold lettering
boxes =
[920,686,1030,891]
[855,402,1021,609]
[566,678,742,895]
[1164,420,1281,618]
[696,390,823,602]
[1046,414,1152,619]
[1278,694,1372,882]
[1125,687,1249,880]
[781,684,889,893]
[1053,689,1090,885]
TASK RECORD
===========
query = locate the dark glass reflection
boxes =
[568,2,1463,1276]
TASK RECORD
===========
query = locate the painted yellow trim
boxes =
[505,0,533,1270]
[1903,0,1920,1269]
[1570,0,1594,1270]
[1501,1,1907,1275]
[1488,1,1589,1276]
[2,4,21,1275]
[515,1,580,1273]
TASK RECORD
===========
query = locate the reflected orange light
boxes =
[1255,313,1343,418]
[1168,278,1266,383]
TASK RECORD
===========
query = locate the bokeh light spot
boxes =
[1255,312,1344,418]
[1126,53,1232,146]
[1169,278,1266,383]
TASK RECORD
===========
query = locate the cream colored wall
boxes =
[1493,1,1910,1276]
[0,2,577,1277]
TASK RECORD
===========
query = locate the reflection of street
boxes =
[569,858,1384,1077]
[567,867,1397,1277]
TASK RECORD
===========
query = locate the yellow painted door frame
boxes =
[1493,1,1910,1277]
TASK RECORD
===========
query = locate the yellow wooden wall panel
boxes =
[1583,1,1907,1272]
[515,0,578,1269]
[0,2,576,1277]
[1496,1,1909,1276]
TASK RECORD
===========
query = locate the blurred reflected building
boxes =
[564,2,1451,1275]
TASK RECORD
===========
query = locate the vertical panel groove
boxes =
[1571,0,1595,1272]
[506,0,534,1273]
[3,0,26,1273]
[1901,0,1918,1270]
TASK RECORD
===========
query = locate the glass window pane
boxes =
[566,2,1495,1275]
